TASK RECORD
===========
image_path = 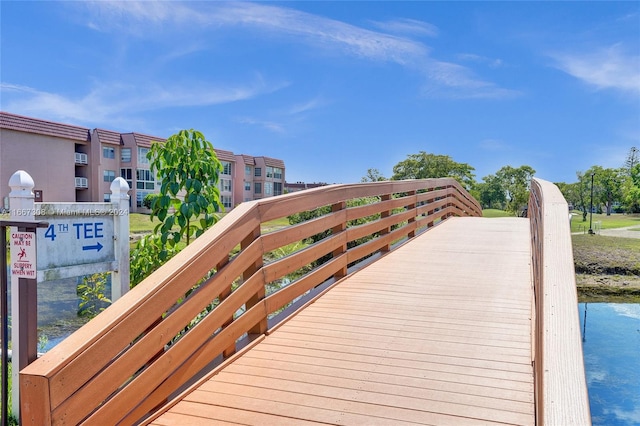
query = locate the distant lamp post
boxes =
[588,172,595,235]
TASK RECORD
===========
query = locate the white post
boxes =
[8,170,35,418]
[110,178,130,301]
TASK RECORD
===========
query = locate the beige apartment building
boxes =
[0,112,285,212]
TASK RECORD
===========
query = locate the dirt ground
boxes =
[576,273,640,302]
[573,230,640,302]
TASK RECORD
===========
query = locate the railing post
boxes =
[215,256,236,358]
[407,190,417,239]
[380,194,392,252]
[8,170,36,420]
[243,226,266,336]
[110,177,130,301]
[331,201,347,279]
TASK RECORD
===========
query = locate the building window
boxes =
[136,191,151,208]
[103,146,115,159]
[254,182,262,194]
[104,193,111,202]
[264,182,273,195]
[266,167,274,178]
[138,147,149,165]
[274,182,283,196]
[103,170,116,182]
[222,161,232,175]
[274,167,283,180]
[254,167,262,177]
[245,165,252,176]
[121,168,133,188]
[244,182,251,191]
[219,178,232,192]
[221,195,232,209]
[136,168,155,190]
[121,148,131,162]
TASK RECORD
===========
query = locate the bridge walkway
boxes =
[149,216,534,425]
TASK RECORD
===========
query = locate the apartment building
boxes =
[0,112,285,212]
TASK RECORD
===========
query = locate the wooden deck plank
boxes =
[152,217,535,425]
[220,363,533,413]
[249,336,534,374]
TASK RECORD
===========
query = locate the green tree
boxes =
[624,146,639,174]
[495,165,536,214]
[361,168,387,182]
[476,174,506,209]
[574,172,593,221]
[391,151,475,190]
[589,166,625,216]
[148,129,224,246]
[130,129,224,287]
[623,163,640,213]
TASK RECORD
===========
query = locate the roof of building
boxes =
[259,156,286,169]
[215,149,236,162]
[130,132,165,148]
[1,112,286,170]
[93,128,122,146]
[0,111,90,142]
[235,154,254,165]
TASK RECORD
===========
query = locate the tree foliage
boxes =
[475,174,506,209]
[494,165,536,214]
[130,129,224,287]
[623,163,640,213]
[391,151,475,191]
[361,168,387,182]
[148,129,223,246]
[586,166,625,216]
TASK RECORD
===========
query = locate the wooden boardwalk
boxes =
[150,216,534,425]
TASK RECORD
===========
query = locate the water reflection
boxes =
[579,303,640,426]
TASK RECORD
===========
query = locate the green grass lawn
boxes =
[482,209,514,218]
[573,234,640,275]
[130,213,290,235]
[570,212,640,233]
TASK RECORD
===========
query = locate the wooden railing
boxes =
[20,178,481,425]
[529,178,591,425]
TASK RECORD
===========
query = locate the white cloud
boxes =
[370,18,439,37]
[236,117,285,134]
[0,77,287,127]
[457,53,504,69]
[609,407,640,424]
[550,44,640,95]
[77,1,516,100]
[422,60,521,99]
[610,304,640,320]
[287,96,327,115]
[480,139,512,151]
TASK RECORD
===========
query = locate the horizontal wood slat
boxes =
[20,178,482,424]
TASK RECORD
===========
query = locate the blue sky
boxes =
[1,1,639,185]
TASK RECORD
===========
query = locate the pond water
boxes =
[579,303,640,425]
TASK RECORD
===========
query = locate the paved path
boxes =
[573,225,640,239]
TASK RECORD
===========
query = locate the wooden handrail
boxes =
[20,178,481,425]
[529,178,591,425]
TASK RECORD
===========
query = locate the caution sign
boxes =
[10,231,37,278]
